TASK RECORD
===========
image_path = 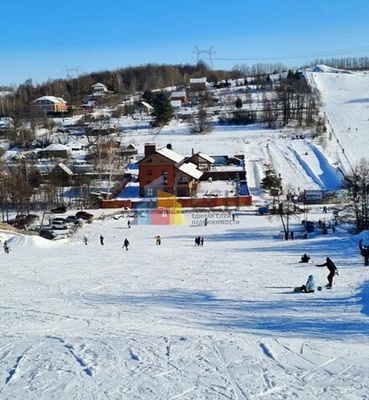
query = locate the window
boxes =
[161,170,168,184]
[147,188,153,196]
[146,169,152,175]
[177,177,188,184]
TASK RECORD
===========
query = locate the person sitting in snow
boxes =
[300,253,310,263]
[299,275,315,293]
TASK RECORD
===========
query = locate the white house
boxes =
[92,83,109,96]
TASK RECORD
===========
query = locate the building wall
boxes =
[139,153,177,194]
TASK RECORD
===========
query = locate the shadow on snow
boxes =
[85,287,369,339]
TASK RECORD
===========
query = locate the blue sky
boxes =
[1,0,369,86]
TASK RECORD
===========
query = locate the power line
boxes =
[213,45,369,63]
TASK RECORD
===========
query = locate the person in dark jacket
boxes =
[316,257,339,288]
[100,235,104,245]
[359,239,369,266]
[123,238,129,250]
[300,253,310,263]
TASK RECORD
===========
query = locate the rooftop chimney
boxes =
[144,143,156,156]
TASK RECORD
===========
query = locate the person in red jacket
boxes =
[316,257,339,288]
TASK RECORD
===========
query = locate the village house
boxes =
[140,101,153,115]
[31,96,68,114]
[137,143,204,197]
[38,143,71,159]
[91,83,109,97]
[189,77,207,92]
[47,163,74,186]
[186,152,215,172]
[170,91,187,104]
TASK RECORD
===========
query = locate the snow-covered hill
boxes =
[1,67,369,399]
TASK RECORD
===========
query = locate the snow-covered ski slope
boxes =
[1,210,369,400]
[245,137,342,196]
[306,66,369,176]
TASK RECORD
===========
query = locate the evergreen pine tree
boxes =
[151,92,174,128]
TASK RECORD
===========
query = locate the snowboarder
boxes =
[123,238,129,250]
[300,253,310,263]
[100,235,104,245]
[155,235,161,245]
[83,236,88,245]
[359,238,369,266]
[316,257,339,288]
[298,275,315,293]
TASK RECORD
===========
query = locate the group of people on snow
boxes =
[194,236,204,246]
[297,255,339,292]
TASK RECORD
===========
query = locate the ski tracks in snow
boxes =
[254,338,367,399]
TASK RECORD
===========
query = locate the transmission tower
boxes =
[192,46,216,68]
[63,65,80,79]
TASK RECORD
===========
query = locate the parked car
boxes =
[51,217,66,223]
[65,215,82,224]
[50,220,68,230]
[39,227,56,240]
[75,211,93,220]
[51,205,68,214]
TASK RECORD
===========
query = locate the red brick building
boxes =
[137,143,203,197]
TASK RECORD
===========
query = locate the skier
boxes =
[123,238,129,251]
[298,275,315,293]
[100,235,104,246]
[359,238,369,266]
[316,257,339,288]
